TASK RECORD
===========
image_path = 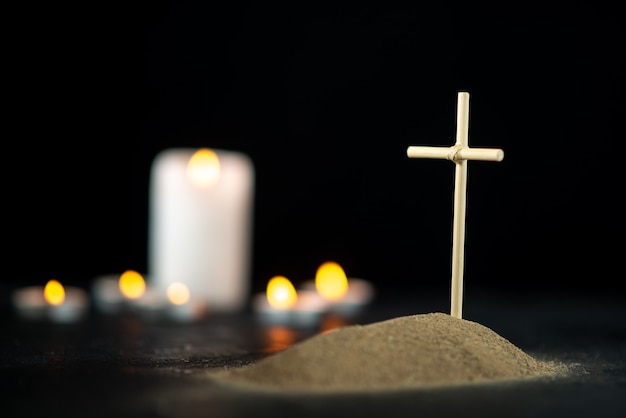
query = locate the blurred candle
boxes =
[92,274,124,313]
[119,271,168,317]
[132,286,168,318]
[307,261,375,316]
[253,276,327,327]
[12,279,89,323]
[92,270,158,314]
[253,276,297,325]
[166,282,207,322]
[11,285,48,320]
[289,289,329,327]
[45,280,89,324]
[149,148,254,313]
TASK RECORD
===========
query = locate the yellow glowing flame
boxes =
[315,261,349,301]
[266,276,297,310]
[167,282,190,305]
[119,270,146,300]
[187,148,220,187]
[44,279,65,306]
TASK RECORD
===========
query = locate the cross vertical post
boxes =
[406,92,504,319]
[451,92,469,319]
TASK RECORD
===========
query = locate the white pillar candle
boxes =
[148,148,254,313]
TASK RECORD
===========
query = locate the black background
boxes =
[4,2,625,301]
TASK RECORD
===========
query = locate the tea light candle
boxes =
[132,286,168,318]
[148,148,255,313]
[252,276,297,325]
[48,282,90,324]
[326,278,375,316]
[92,270,156,314]
[92,274,125,314]
[289,289,329,327]
[166,282,208,322]
[253,276,328,327]
[11,285,48,320]
[12,280,89,323]
[304,261,375,316]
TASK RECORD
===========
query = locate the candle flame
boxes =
[266,276,297,310]
[44,279,65,306]
[315,261,349,301]
[167,282,191,305]
[187,148,221,187]
[119,270,146,300]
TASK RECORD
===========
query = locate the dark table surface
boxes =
[1,287,625,418]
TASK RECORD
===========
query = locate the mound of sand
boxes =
[209,312,568,393]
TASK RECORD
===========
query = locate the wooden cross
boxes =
[407,91,504,319]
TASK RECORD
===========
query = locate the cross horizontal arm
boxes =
[406,145,504,162]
